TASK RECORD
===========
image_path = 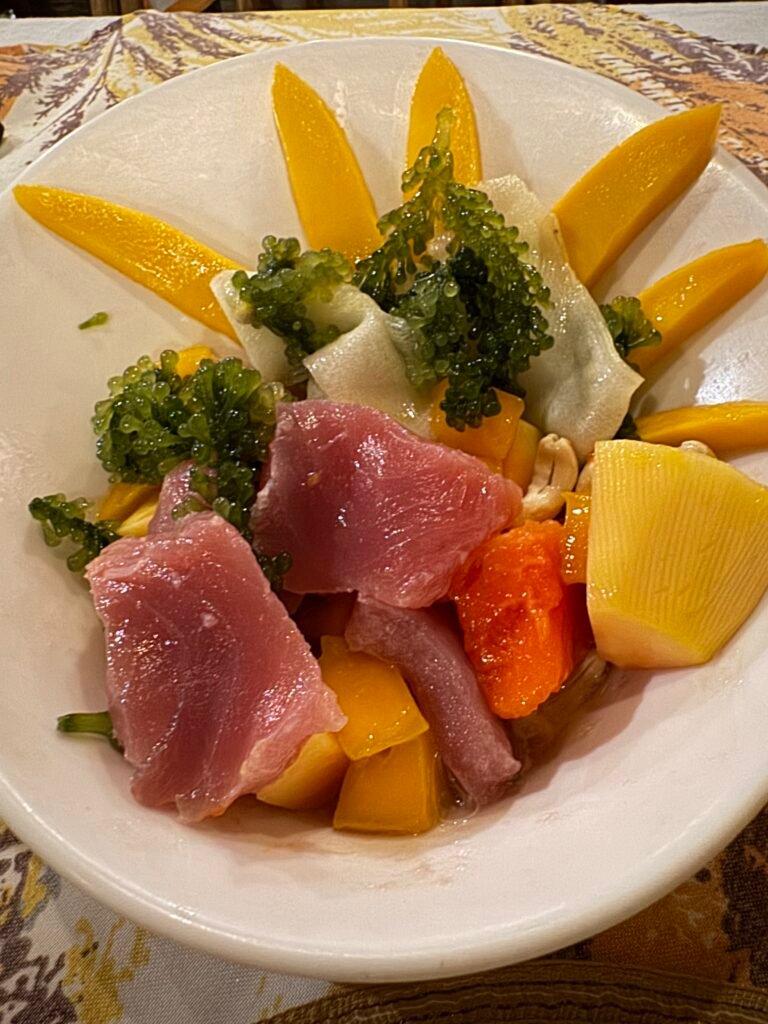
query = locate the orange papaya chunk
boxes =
[452,521,579,718]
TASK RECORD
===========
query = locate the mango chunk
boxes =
[258,732,349,811]
[561,491,591,584]
[333,731,441,835]
[319,636,428,760]
[588,440,768,667]
[633,240,768,374]
[552,105,721,289]
[175,344,217,377]
[116,498,159,538]
[636,401,768,454]
[97,483,158,523]
[272,65,380,261]
[13,185,238,340]
[502,419,541,491]
[407,47,481,187]
[431,381,524,462]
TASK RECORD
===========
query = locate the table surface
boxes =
[1,2,768,46]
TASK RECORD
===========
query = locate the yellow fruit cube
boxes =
[431,382,524,463]
[319,637,428,760]
[588,440,768,667]
[97,482,158,523]
[333,731,442,835]
[257,732,349,811]
[116,498,159,538]
[502,419,542,491]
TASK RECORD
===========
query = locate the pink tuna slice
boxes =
[149,460,209,534]
[86,512,345,823]
[346,598,520,806]
[252,401,521,608]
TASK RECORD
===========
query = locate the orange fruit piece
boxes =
[452,522,579,718]
[272,65,380,261]
[561,492,591,584]
[552,105,721,289]
[430,381,524,462]
[14,185,238,340]
[407,47,482,186]
[635,401,768,455]
[633,239,768,374]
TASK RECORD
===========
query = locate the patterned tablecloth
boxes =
[1,6,768,1022]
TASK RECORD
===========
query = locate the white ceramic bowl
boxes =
[1,38,767,983]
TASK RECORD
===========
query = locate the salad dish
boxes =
[1,38,767,980]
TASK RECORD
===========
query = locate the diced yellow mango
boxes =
[502,419,541,491]
[175,344,217,377]
[552,105,721,289]
[561,491,591,584]
[257,732,349,811]
[636,401,768,454]
[333,731,442,835]
[431,381,524,462]
[588,440,768,667]
[117,498,159,538]
[319,636,428,760]
[272,65,380,261]
[13,185,238,340]
[97,483,158,523]
[407,48,481,187]
[634,240,768,374]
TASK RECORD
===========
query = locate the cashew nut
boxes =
[520,434,579,521]
[680,439,716,458]
[575,454,594,496]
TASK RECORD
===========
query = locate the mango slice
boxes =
[116,498,159,538]
[633,240,768,374]
[319,636,428,760]
[272,65,380,261]
[175,344,217,377]
[552,105,721,289]
[258,732,349,811]
[333,731,441,835]
[636,401,768,455]
[407,47,482,186]
[588,440,768,667]
[561,491,591,584]
[431,382,524,462]
[13,185,238,340]
[502,419,542,491]
[97,483,158,523]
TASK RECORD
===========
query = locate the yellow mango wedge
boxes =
[636,401,768,455]
[588,440,768,667]
[561,491,591,584]
[97,483,158,523]
[502,419,542,491]
[116,498,159,538]
[333,731,442,835]
[407,47,482,186]
[272,65,380,261]
[552,105,721,289]
[319,636,428,760]
[431,382,524,463]
[175,344,218,377]
[633,240,768,374]
[14,185,238,340]
[258,732,349,811]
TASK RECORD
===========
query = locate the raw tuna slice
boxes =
[86,513,345,822]
[253,401,520,608]
[148,460,208,534]
[346,598,520,806]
